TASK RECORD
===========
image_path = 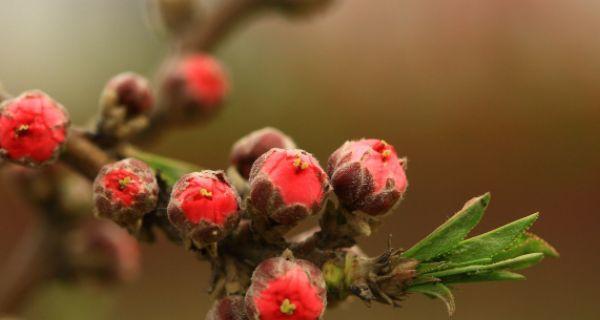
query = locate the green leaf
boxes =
[417,258,493,274]
[443,213,539,263]
[407,283,456,315]
[126,148,200,186]
[442,270,526,284]
[493,232,559,262]
[424,253,544,278]
[402,193,491,261]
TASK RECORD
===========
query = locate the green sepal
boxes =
[402,193,490,261]
[322,260,349,300]
[126,148,200,186]
[442,213,539,263]
[442,270,525,284]
[493,232,559,262]
[407,283,455,316]
[423,253,544,278]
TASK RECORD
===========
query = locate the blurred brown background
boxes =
[0,0,598,319]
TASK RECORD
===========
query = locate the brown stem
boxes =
[180,0,263,52]
[0,224,56,314]
[61,129,113,180]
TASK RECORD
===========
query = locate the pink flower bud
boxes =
[206,296,248,320]
[0,91,70,166]
[67,219,141,283]
[162,54,229,121]
[247,148,330,225]
[167,171,241,246]
[93,158,159,230]
[245,250,327,320]
[230,127,296,179]
[101,72,154,116]
[327,139,408,215]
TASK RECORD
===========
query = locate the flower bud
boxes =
[327,139,407,215]
[93,158,159,231]
[101,72,154,117]
[0,91,70,167]
[162,54,229,122]
[230,127,296,179]
[66,219,141,283]
[167,170,241,247]
[245,250,327,320]
[247,148,330,225]
[206,296,248,320]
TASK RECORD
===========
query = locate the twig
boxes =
[61,129,113,180]
[180,0,263,52]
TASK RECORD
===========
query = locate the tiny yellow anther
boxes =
[118,176,132,190]
[14,124,29,137]
[280,299,296,315]
[381,149,392,159]
[199,188,213,198]
[292,156,310,171]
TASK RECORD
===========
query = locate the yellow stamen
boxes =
[118,176,132,190]
[14,124,29,137]
[381,149,392,159]
[292,156,310,171]
[199,188,213,198]
[280,299,296,315]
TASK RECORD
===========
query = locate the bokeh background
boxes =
[0,0,598,319]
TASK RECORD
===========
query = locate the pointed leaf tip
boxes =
[443,212,539,263]
[403,193,491,261]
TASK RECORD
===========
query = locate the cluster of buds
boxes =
[0,91,70,167]
[92,158,159,232]
[161,54,229,124]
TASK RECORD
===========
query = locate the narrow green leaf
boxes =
[493,232,559,262]
[127,148,200,186]
[403,193,491,261]
[407,283,456,316]
[442,270,526,284]
[424,253,544,278]
[417,258,492,274]
[443,213,539,263]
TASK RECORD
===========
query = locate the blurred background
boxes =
[0,0,598,319]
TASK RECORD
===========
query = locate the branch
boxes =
[179,0,263,52]
[61,130,113,180]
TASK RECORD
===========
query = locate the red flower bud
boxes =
[101,72,154,116]
[162,54,229,121]
[230,127,296,179]
[206,296,248,320]
[245,250,327,320]
[247,148,330,225]
[327,139,408,215]
[67,219,141,283]
[167,171,241,246]
[0,91,70,166]
[93,158,159,230]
